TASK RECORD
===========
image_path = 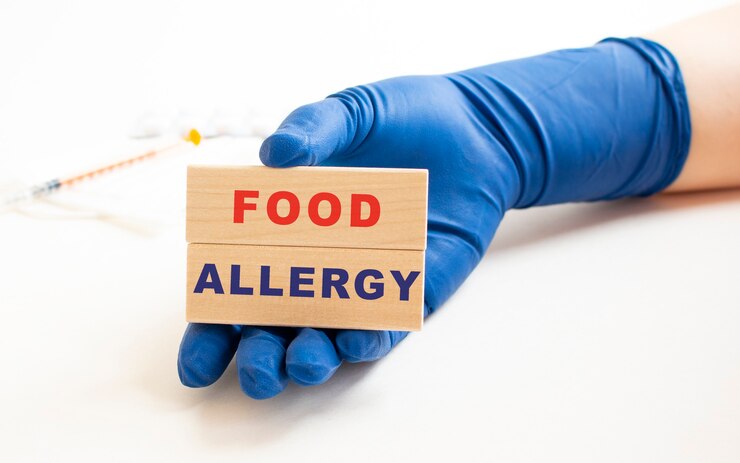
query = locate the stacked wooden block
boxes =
[186,165,428,331]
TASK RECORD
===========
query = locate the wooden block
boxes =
[187,165,428,250]
[187,243,425,331]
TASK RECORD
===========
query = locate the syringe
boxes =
[1,129,201,208]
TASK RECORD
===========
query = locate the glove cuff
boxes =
[598,37,692,197]
[459,36,692,208]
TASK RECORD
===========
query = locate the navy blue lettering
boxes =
[230,264,253,295]
[193,263,224,294]
[260,265,283,296]
[390,270,420,301]
[290,267,315,297]
[322,268,349,299]
[355,269,384,300]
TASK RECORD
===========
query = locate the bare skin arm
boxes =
[649,3,740,192]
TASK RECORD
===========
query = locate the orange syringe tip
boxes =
[185,128,201,146]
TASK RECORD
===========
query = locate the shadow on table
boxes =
[190,359,381,446]
[488,188,740,256]
[139,314,388,448]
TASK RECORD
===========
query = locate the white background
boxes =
[1,0,739,461]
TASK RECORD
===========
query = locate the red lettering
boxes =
[233,190,259,223]
[308,192,342,226]
[266,191,300,225]
[350,194,380,227]
[235,190,381,228]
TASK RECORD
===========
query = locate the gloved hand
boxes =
[178,37,690,399]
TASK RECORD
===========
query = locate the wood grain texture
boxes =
[186,165,428,250]
[187,243,425,331]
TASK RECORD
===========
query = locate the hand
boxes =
[178,75,512,399]
[178,38,690,398]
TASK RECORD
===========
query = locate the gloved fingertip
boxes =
[286,328,341,386]
[177,361,212,388]
[286,362,338,386]
[177,323,241,388]
[259,129,312,167]
[238,363,288,400]
[236,328,290,399]
[335,330,392,363]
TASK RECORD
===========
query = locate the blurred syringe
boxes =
[2,129,201,208]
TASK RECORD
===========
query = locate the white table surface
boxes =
[2,1,739,461]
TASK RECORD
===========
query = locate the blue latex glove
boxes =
[178,37,690,399]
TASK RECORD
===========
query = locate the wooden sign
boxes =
[185,165,428,331]
[187,244,425,331]
[187,165,427,250]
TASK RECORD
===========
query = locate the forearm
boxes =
[649,3,740,193]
